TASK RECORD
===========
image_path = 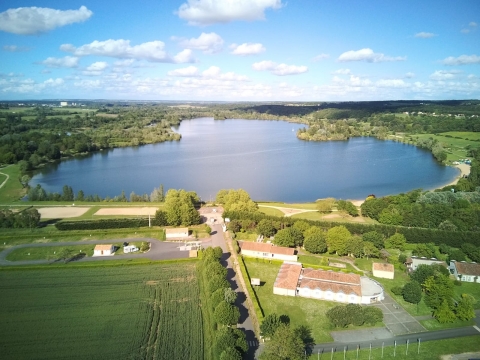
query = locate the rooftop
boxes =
[372,263,394,272]
[453,261,480,276]
[240,241,295,256]
[94,244,113,251]
[274,262,302,291]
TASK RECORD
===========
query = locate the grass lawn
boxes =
[235,232,259,241]
[420,318,475,331]
[0,165,26,203]
[326,336,480,360]
[453,281,480,309]
[257,202,318,210]
[0,262,203,360]
[291,211,376,224]
[412,133,478,162]
[258,206,285,217]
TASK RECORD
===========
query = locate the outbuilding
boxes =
[239,241,298,262]
[372,262,394,279]
[93,244,115,256]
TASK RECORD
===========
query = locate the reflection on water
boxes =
[30,118,457,202]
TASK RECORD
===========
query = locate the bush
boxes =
[391,286,403,296]
[56,218,150,230]
[453,280,462,286]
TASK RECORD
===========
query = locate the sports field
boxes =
[0,262,203,360]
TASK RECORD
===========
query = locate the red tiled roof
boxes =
[94,244,113,251]
[372,263,394,272]
[240,241,295,256]
[274,263,302,291]
[299,278,362,296]
[454,262,480,276]
[302,268,361,285]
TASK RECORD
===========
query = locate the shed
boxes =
[165,227,189,239]
[372,263,394,279]
[251,278,261,286]
[93,244,115,256]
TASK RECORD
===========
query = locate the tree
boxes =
[61,185,74,201]
[402,281,422,312]
[303,227,327,254]
[205,261,228,279]
[274,227,304,247]
[214,301,240,326]
[150,184,165,202]
[385,233,406,250]
[260,313,282,338]
[224,288,238,304]
[293,325,314,355]
[292,220,310,234]
[215,327,247,356]
[15,208,41,229]
[346,236,364,258]
[20,174,31,188]
[362,231,384,249]
[362,306,383,325]
[336,200,359,217]
[210,288,226,309]
[164,189,200,226]
[154,210,168,226]
[424,273,454,310]
[410,264,435,286]
[455,294,476,321]
[220,348,242,360]
[316,198,335,213]
[433,299,456,323]
[220,189,258,213]
[260,324,305,360]
[256,219,277,237]
[326,226,351,255]
[208,275,230,293]
[76,190,85,201]
[363,241,380,259]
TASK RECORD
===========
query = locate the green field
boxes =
[0,165,26,203]
[0,262,204,360]
[410,133,479,162]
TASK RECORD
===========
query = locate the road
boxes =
[205,223,259,359]
[0,238,189,266]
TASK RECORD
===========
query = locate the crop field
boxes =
[0,262,204,360]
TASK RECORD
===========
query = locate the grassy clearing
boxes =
[411,133,478,162]
[0,262,204,360]
[258,206,285,217]
[0,165,26,203]
[257,202,318,210]
[453,282,480,309]
[321,336,480,360]
[420,318,475,331]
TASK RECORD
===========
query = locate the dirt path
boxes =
[258,205,318,217]
[0,171,9,189]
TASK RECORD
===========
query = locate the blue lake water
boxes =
[31,118,458,202]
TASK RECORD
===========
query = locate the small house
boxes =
[93,244,115,256]
[450,261,480,283]
[165,227,189,240]
[239,241,298,262]
[405,256,446,272]
[372,263,394,279]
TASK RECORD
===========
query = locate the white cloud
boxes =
[176,0,283,25]
[83,61,108,76]
[168,66,199,77]
[461,29,470,34]
[442,54,480,65]
[175,32,224,54]
[414,32,436,38]
[0,76,64,94]
[313,53,330,62]
[338,48,406,63]
[376,79,408,88]
[0,6,92,35]
[252,60,308,76]
[405,72,415,78]
[3,45,30,52]
[114,59,135,67]
[41,56,79,68]
[469,22,477,27]
[230,43,265,56]
[430,70,462,81]
[332,68,351,75]
[61,39,195,63]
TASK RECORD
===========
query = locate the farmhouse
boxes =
[273,262,384,304]
[405,256,446,272]
[449,260,480,283]
[165,227,189,240]
[239,241,298,262]
[93,244,115,256]
[372,263,394,279]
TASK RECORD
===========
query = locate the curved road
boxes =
[0,238,189,266]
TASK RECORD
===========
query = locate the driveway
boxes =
[0,238,189,266]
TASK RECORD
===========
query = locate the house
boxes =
[93,244,115,256]
[123,245,139,253]
[449,261,480,283]
[405,256,446,272]
[273,262,384,304]
[372,263,394,279]
[165,227,189,240]
[239,241,298,262]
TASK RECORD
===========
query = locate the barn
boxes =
[372,263,395,279]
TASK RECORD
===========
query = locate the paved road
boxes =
[0,238,189,266]
[204,224,259,359]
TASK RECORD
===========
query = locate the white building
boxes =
[60,101,68,107]
[240,241,298,262]
[372,262,394,279]
[165,228,189,240]
[449,261,480,283]
[93,244,115,256]
[405,256,446,272]
[273,262,384,304]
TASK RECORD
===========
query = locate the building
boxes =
[405,256,446,272]
[93,244,115,256]
[165,228,189,240]
[239,241,298,262]
[449,261,480,283]
[60,101,68,107]
[273,262,384,304]
[372,263,394,279]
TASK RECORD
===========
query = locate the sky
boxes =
[0,0,479,101]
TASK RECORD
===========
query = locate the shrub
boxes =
[391,286,403,296]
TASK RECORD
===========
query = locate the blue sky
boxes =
[0,0,479,101]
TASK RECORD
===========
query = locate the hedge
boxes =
[224,211,480,247]
[55,218,154,230]
[238,255,264,322]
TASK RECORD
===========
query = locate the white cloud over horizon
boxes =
[338,48,406,63]
[175,32,224,54]
[0,6,92,35]
[176,0,283,25]
[40,56,79,68]
[252,60,308,75]
[442,54,480,66]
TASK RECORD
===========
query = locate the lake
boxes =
[31,118,458,202]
